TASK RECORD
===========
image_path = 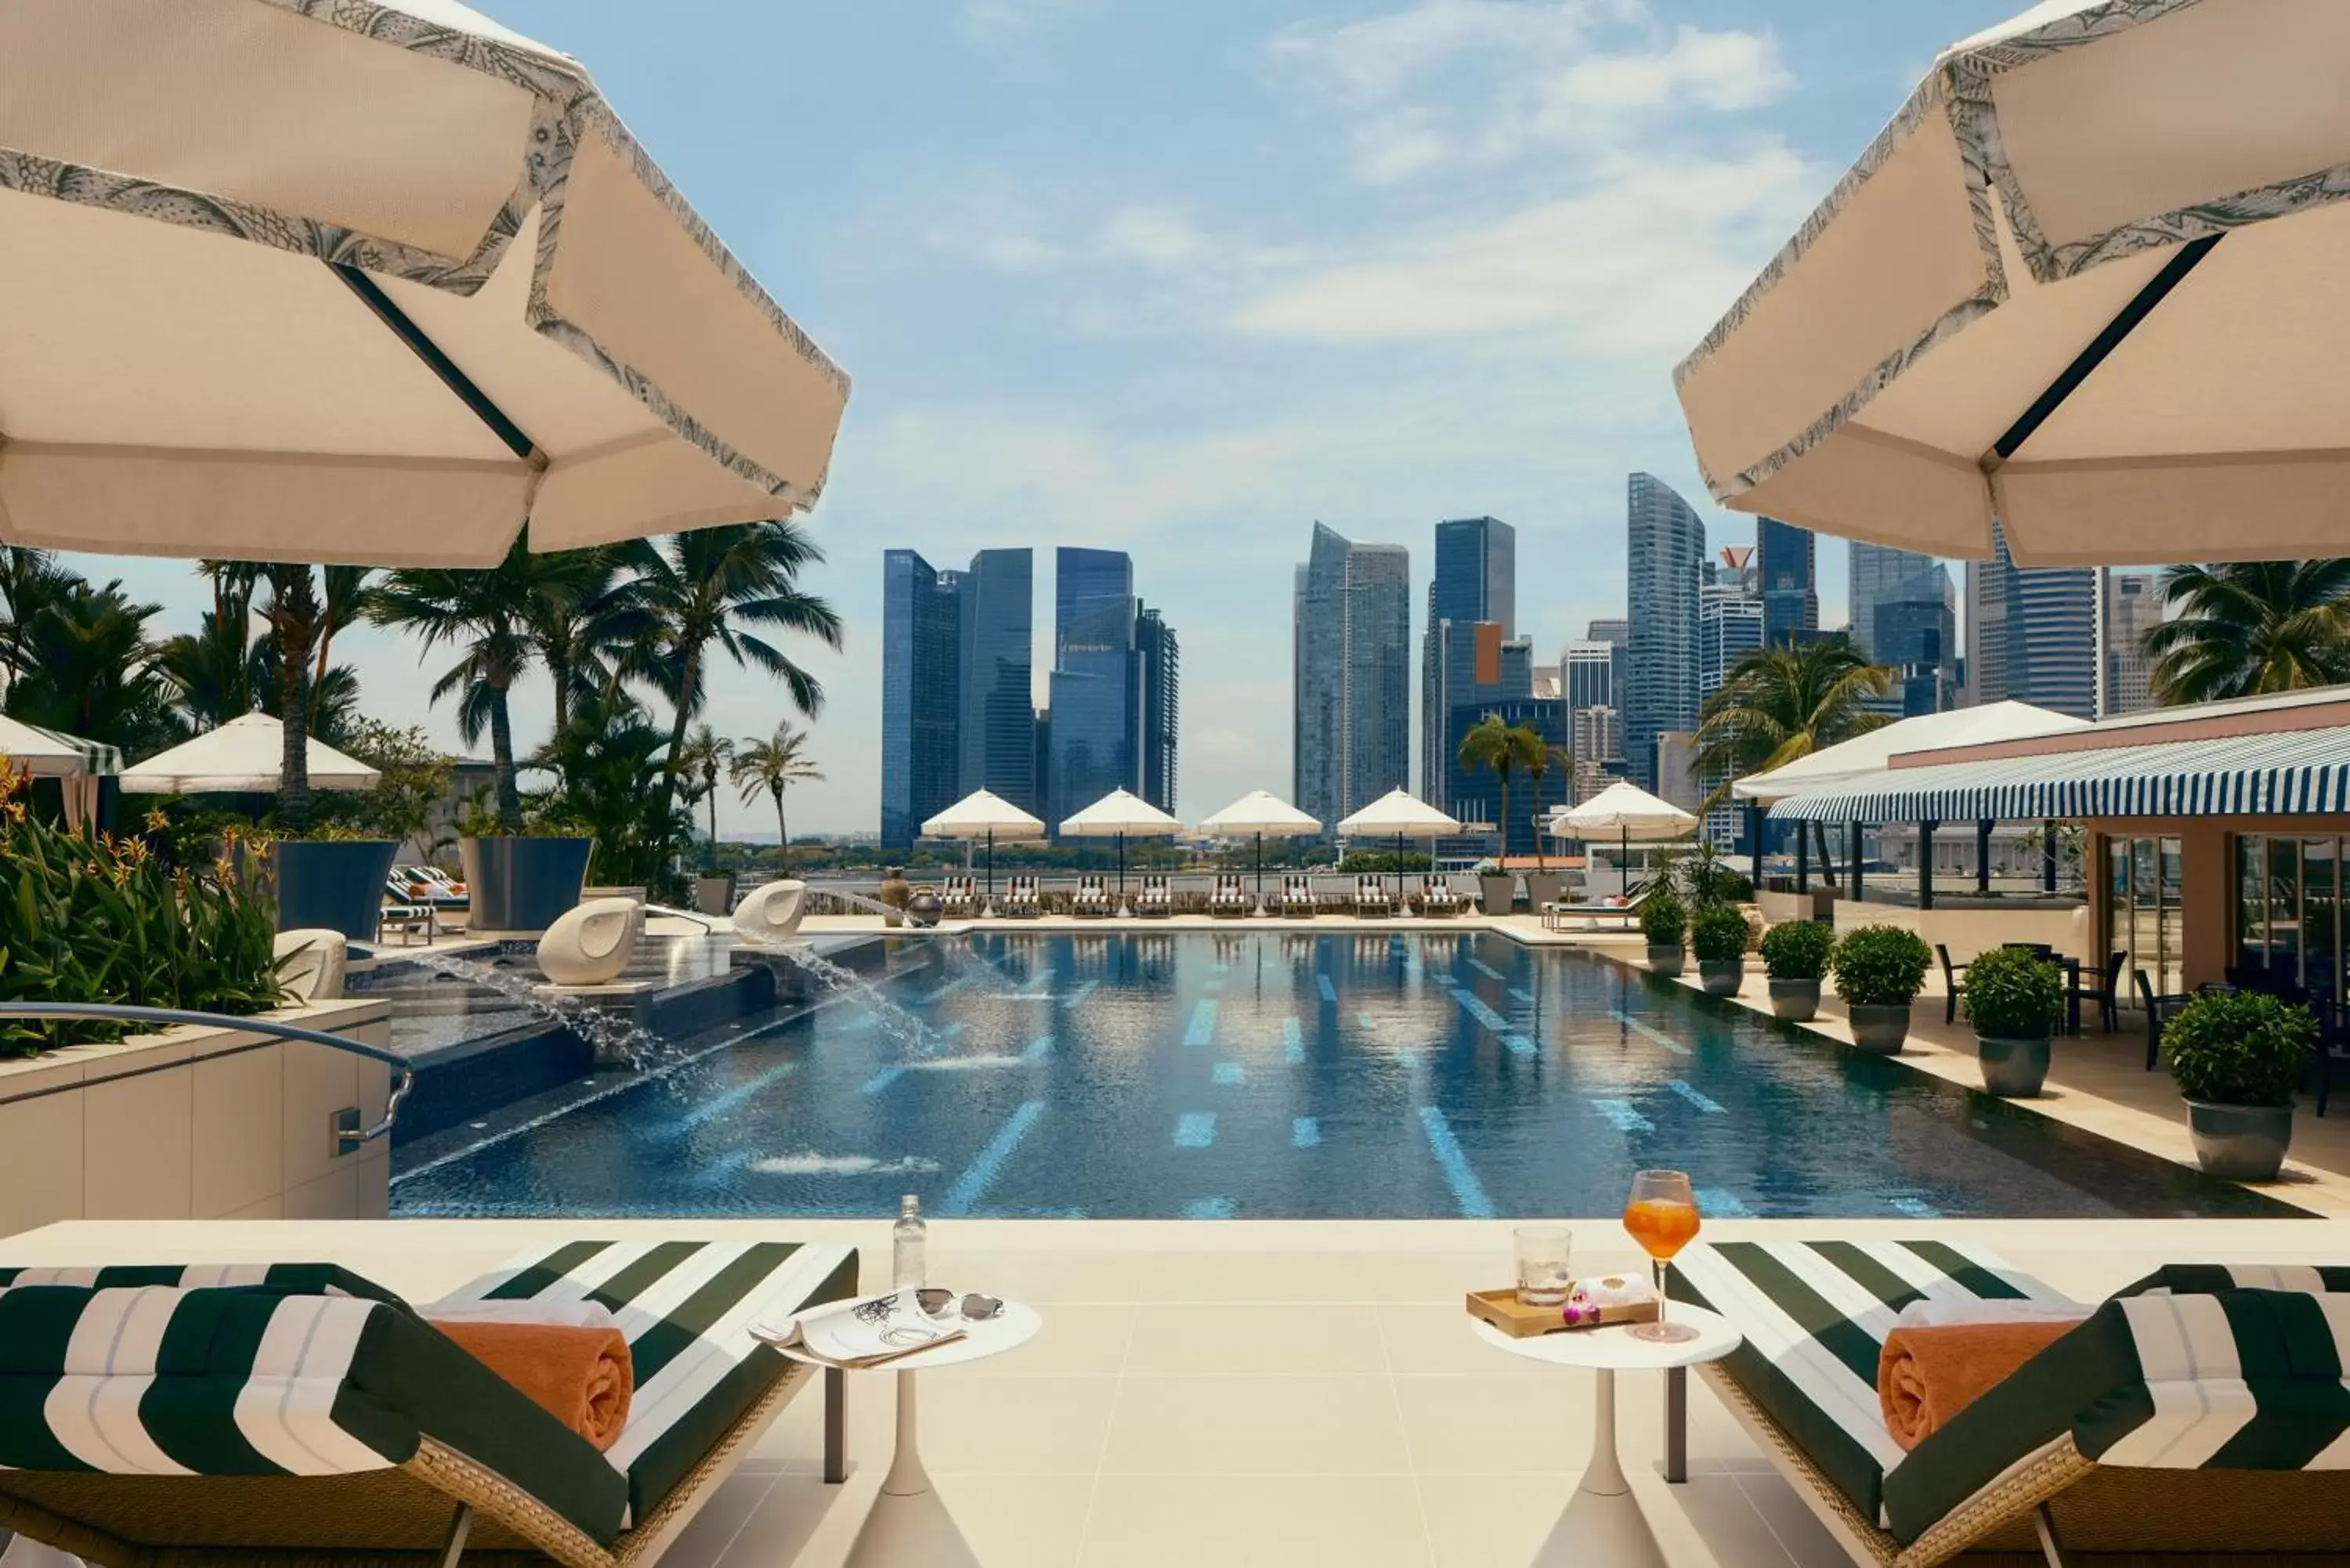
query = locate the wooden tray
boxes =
[1466,1284,1661,1338]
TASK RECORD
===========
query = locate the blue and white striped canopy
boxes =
[1769,727,2350,824]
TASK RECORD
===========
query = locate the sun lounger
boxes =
[1072,874,1111,917]
[1415,876,1462,917]
[1208,873,1249,918]
[939,876,977,920]
[1671,1239,2350,1567]
[1002,875,1041,919]
[0,1240,859,1566]
[1276,875,1317,918]
[1137,874,1173,917]
[378,885,436,945]
[1539,885,1650,931]
[1352,876,1393,918]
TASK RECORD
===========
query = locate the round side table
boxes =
[1470,1303,1741,1568]
[777,1301,1043,1568]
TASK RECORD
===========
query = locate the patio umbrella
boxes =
[1335,789,1461,904]
[1060,789,1181,917]
[1551,782,1696,891]
[0,715,121,832]
[117,714,379,795]
[922,790,1045,918]
[1198,790,1322,916]
[1674,0,2350,565]
[0,0,847,566]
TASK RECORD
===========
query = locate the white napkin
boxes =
[1893,1297,2091,1330]
[418,1298,621,1331]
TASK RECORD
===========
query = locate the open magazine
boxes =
[751,1291,967,1369]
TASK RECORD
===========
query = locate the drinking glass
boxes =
[1622,1169,1702,1343]
[1513,1224,1574,1308]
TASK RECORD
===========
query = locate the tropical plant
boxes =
[730,721,823,869]
[2144,561,2350,704]
[1692,637,1893,809]
[369,537,606,834]
[530,688,691,892]
[1690,903,1752,963]
[1457,715,1545,860]
[1759,919,1832,982]
[1829,925,1932,1008]
[0,771,288,1055]
[1524,737,1568,870]
[257,566,326,833]
[2164,991,2318,1109]
[1640,886,1687,948]
[5,577,182,756]
[520,544,639,735]
[1671,837,1748,909]
[157,569,265,734]
[0,546,67,690]
[621,522,842,862]
[674,724,735,869]
[1959,947,2065,1039]
[320,720,456,848]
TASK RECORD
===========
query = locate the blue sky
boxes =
[74,0,2023,835]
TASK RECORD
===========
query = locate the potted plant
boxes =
[1691,905,1752,995]
[2164,991,2318,1181]
[1759,919,1832,1021]
[456,790,593,936]
[1473,858,1517,917]
[1830,925,1931,1053]
[1959,946,2065,1097]
[1641,887,1687,977]
[272,826,400,942]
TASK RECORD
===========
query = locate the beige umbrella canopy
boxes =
[0,0,848,566]
[1336,789,1460,900]
[118,714,380,794]
[1675,0,2350,566]
[922,789,1046,916]
[1060,789,1182,916]
[1200,790,1321,915]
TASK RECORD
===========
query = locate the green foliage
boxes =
[1690,903,1752,963]
[2145,561,2350,704]
[1640,886,1686,947]
[307,720,454,846]
[1759,919,1832,981]
[1337,850,1433,874]
[730,721,822,872]
[1672,840,1752,909]
[0,770,287,1057]
[2164,991,2318,1108]
[1830,924,1932,1008]
[1692,636,1893,811]
[527,688,689,892]
[1959,947,2066,1039]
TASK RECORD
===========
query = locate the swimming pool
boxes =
[390,930,2305,1220]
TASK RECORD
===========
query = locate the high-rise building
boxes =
[1531,664,1560,701]
[1420,516,1516,807]
[1965,522,2096,719]
[1849,542,1947,660]
[1561,640,1617,713]
[1655,732,1703,816]
[1293,523,1411,835]
[1049,547,1141,831]
[1446,696,1567,857]
[959,547,1037,813]
[1625,474,1705,792]
[880,550,966,849]
[2102,569,2161,717]
[1571,705,1621,801]
[1587,619,1630,732]
[1700,547,1764,701]
[1875,595,1957,717]
[1755,518,1818,648]
[1137,605,1180,811]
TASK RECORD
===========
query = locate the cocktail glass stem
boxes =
[1653,1259,1669,1330]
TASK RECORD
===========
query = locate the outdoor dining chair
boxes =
[2070,951,2128,1035]
[1934,945,1967,1025]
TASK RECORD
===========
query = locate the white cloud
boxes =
[962,0,1094,35]
[1267,0,1632,106]
[1096,206,1209,268]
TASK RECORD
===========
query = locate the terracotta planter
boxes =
[1697,958,1745,996]
[1976,1032,2052,1097]
[1767,977,1820,1022]
[1647,944,1685,977]
[1846,1002,1912,1054]
[2185,1100,2294,1182]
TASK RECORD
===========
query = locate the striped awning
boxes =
[1770,726,2350,824]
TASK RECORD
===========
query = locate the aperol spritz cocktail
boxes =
[1623,1169,1702,1343]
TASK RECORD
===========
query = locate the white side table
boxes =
[776,1300,1043,1568]
[1471,1303,1741,1568]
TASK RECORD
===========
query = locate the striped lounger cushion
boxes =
[1668,1238,2073,1531]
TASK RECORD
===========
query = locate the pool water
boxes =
[390,931,2306,1220]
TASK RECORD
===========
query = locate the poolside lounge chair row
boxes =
[909,875,1474,919]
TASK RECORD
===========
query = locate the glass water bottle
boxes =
[892,1194,927,1291]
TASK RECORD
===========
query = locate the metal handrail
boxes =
[0,1003,411,1146]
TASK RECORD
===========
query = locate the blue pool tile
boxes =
[1183,1000,1218,1046]
[857,1066,905,1097]
[1182,1195,1238,1219]
[1282,1017,1305,1064]
[673,1061,798,1131]
[1610,1010,1691,1056]
[1213,1062,1245,1086]
[1355,1012,1380,1032]
[1173,1112,1217,1148]
[923,973,979,1004]
[1469,959,1506,981]
[1317,974,1338,1004]
[1509,988,1535,1005]
[939,1100,1045,1216]
[1417,1106,1496,1218]
[1589,1098,1654,1133]
[1204,978,1225,995]
[1292,1117,1321,1148]
[1502,1035,1536,1057]
[1697,1187,1755,1218]
[1023,1035,1053,1062]
[1452,990,1513,1037]
[1668,1080,1726,1115]
[1062,980,1099,1009]
[1891,1196,1942,1219]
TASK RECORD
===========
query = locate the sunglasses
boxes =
[913,1288,1004,1322]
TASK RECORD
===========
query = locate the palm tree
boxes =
[520,546,638,734]
[159,607,264,733]
[1457,714,1545,861]
[1523,734,1570,870]
[674,723,734,868]
[730,721,823,868]
[258,566,326,831]
[624,522,842,858]
[6,579,179,755]
[0,547,66,690]
[2143,561,2350,704]
[1692,638,1893,808]
[369,537,607,833]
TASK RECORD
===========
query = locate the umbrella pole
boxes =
[982,829,997,919]
[1116,831,1130,919]
[1253,832,1266,918]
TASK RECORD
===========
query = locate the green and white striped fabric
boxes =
[432,1238,859,1526]
[1668,1238,2070,1529]
[0,1263,404,1302]
[2116,1263,2350,1297]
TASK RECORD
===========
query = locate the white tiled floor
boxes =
[13,1216,2348,1566]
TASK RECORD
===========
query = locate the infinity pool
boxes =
[390,930,2305,1220]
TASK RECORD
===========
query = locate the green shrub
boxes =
[1640,887,1687,947]
[1759,919,1833,981]
[0,775,289,1057]
[2164,991,2317,1108]
[1690,904,1752,963]
[1830,925,1932,1008]
[1959,947,2066,1039]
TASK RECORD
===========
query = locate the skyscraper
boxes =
[1875,594,1957,717]
[1849,541,1947,660]
[880,550,966,849]
[1137,605,1180,811]
[959,547,1037,813]
[1446,694,1567,857]
[1561,640,1616,712]
[1965,522,2096,719]
[1625,474,1705,792]
[1294,523,1411,834]
[2102,569,2161,717]
[1699,547,1764,701]
[1049,547,1139,830]
[1587,618,1630,732]
[1420,516,1517,807]
[1755,518,1818,648]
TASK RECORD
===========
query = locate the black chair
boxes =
[1936,944,1969,1025]
[2316,1001,2350,1118]
[2070,951,2127,1035]
[2135,969,2192,1071]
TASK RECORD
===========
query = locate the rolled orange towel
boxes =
[1878,1321,2077,1450]
[435,1320,634,1451]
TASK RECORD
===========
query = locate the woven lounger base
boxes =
[0,1360,814,1568]
[1702,1364,2350,1566]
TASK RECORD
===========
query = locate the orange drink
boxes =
[1622,1197,1701,1261]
